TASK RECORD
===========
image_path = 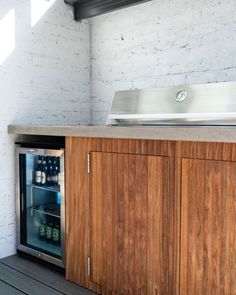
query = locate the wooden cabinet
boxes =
[66,138,177,294]
[180,158,236,295]
[179,142,236,295]
[65,137,91,288]
[91,152,170,294]
[66,138,236,295]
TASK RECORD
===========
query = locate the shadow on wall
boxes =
[0,0,56,66]
[0,0,59,129]
[0,9,15,65]
[0,0,90,127]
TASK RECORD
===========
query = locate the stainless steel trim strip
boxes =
[15,146,21,249]
[108,112,236,120]
[17,244,64,268]
[59,149,66,268]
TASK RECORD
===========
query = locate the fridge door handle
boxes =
[30,186,33,207]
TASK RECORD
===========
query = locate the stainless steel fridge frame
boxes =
[15,146,65,268]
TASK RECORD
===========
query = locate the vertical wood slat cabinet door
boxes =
[66,137,97,291]
[91,152,171,295]
[180,159,236,295]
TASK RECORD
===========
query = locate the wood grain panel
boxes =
[180,158,236,295]
[116,154,124,294]
[66,137,177,293]
[123,154,135,294]
[91,152,171,295]
[91,152,102,287]
[66,138,236,294]
[179,141,236,162]
[66,137,99,293]
[147,156,170,295]
[135,156,148,295]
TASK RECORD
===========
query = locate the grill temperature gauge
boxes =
[176,90,187,102]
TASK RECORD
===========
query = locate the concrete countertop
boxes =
[7,124,236,143]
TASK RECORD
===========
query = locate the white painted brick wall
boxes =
[0,0,90,258]
[91,0,236,124]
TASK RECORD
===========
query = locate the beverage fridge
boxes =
[16,146,65,268]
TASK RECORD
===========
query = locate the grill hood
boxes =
[106,81,236,126]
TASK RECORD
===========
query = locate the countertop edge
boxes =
[7,125,236,143]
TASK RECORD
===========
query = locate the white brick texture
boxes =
[0,0,90,258]
[91,0,236,124]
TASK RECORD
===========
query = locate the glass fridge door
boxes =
[17,148,64,266]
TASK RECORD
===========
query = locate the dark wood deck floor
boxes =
[0,255,95,295]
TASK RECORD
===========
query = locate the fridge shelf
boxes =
[32,204,60,219]
[27,184,60,193]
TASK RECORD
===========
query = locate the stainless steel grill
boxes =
[106,81,236,126]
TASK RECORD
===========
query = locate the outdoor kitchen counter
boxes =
[7,124,236,143]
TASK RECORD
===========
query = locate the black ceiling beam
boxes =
[65,0,152,21]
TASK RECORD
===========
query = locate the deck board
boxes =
[0,255,95,295]
[0,280,25,295]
